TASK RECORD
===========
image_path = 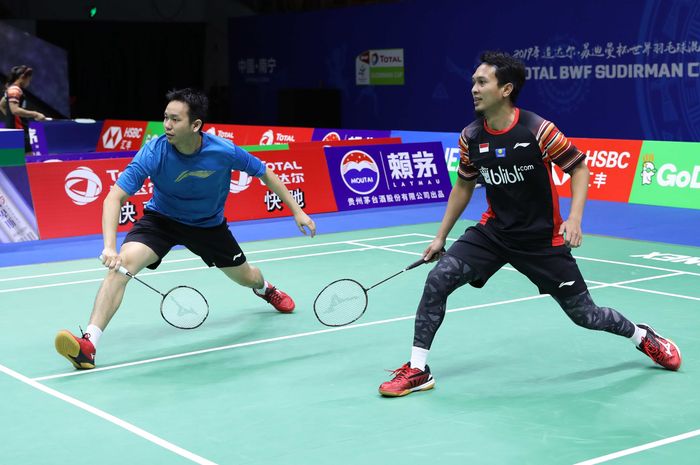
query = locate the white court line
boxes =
[0,233,424,283]
[32,269,685,382]
[573,428,700,464]
[0,246,383,294]
[0,363,218,465]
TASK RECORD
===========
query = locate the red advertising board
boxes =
[201,123,244,143]
[234,125,315,146]
[225,146,337,221]
[26,158,141,239]
[552,138,642,202]
[26,146,338,239]
[288,137,401,149]
[96,120,149,152]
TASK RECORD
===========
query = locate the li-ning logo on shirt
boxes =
[513,142,530,149]
[174,170,216,182]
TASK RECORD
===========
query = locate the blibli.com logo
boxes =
[479,165,532,186]
[340,150,380,195]
[65,166,103,205]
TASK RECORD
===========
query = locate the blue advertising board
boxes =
[324,142,451,210]
[229,0,700,142]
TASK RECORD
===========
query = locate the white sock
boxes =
[410,346,430,371]
[630,324,646,346]
[254,280,269,295]
[86,324,103,348]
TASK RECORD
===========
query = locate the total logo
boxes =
[102,126,123,150]
[340,150,380,195]
[65,166,103,205]
[229,170,254,194]
[259,129,296,145]
[479,164,533,186]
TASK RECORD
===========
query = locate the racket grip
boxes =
[406,257,428,270]
[406,247,446,270]
[98,255,132,277]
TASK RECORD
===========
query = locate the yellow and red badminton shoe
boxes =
[253,284,295,313]
[636,324,682,371]
[55,329,96,370]
[379,362,435,397]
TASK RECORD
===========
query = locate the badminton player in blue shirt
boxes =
[55,88,316,370]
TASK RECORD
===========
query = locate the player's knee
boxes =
[555,291,601,330]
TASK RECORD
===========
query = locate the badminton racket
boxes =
[99,256,209,329]
[314,252,441,327]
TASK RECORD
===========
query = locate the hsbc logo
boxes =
[102,126,123,149]
[65,167,103,205]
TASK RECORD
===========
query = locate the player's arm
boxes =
[424,176,476,260]
[100,184,131,269]
[260,168,316,237]
[559,159,589,248]
[8,99,45,120]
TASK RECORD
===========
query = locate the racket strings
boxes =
[314,279,367,326]
[161,286,209,329]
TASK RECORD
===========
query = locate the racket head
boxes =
[160,285,209,330]
[313,278,368,327]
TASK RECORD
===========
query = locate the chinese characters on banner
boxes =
[324,142,451,210]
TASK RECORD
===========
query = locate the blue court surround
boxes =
[1,188,698,268]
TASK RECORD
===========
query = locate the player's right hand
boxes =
[100,248,122,270]
[422,238,446,262]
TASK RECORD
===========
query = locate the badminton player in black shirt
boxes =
[379,51,682,397]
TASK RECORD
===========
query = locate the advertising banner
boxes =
[26,158,140,239]
[628,140,700,210]
[324,142,451,211]
[0,129,26,167]
[0,129,38,243]
[27,122,48,156]
[237,125,315,146]
[311,128,392,141]
[356,48,405,85]
[203,123,243,144]
[392,130,460,184]
[143,121,165,146]
[225,146,338,221]
[552,138,642,202]
[26,145,339,239]
[96,120,148,152]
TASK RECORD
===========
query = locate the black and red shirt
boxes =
[458,108,585,248]
[3,84,25,130]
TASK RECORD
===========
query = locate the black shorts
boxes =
[447,225,587,298]
[123,210,246,270]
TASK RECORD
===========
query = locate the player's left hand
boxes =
[559,217,583,248]
[294,211,316,238]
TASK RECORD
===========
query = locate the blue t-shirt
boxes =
[116,132,266,227]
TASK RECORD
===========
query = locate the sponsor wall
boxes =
[23,139,418,240]
[0,129,39,243]
[325,142,451,210]
[228,0,700,142]
[12,117,700,241]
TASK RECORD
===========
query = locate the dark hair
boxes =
[6,65,33,88]
[165,88,208,128]
[479,51,526,104]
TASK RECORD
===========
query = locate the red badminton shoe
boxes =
[253,284,295,313]
[636,324,681,371]
[379,362,435,397]
[55,329,96,370]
